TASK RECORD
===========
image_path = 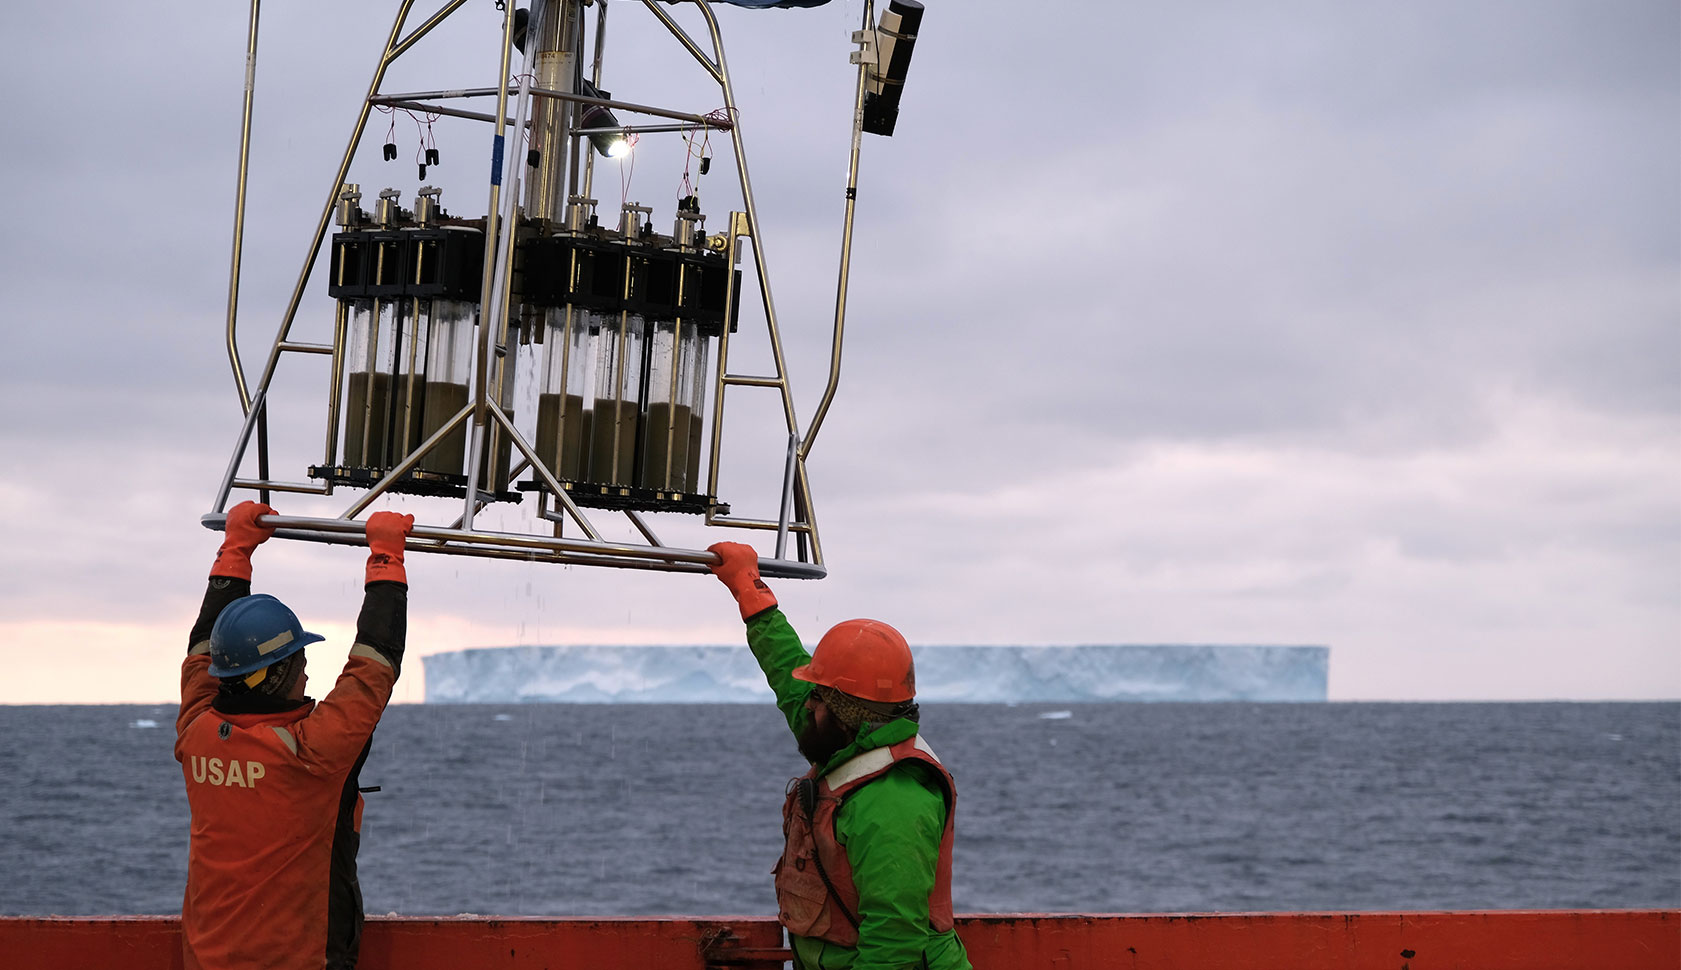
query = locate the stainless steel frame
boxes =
[208,0,885,581]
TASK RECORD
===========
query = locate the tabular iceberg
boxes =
[422,644,1329,703]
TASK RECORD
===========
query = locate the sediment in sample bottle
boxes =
[344,370,424,469]
[639,401,675,491]
[535,393,590,481]
[343,372,376,468]
[587,397,640,485]
[417,380,468,474]
[396,374,425,462]
[642,403,705,492]
[684,407,704,491]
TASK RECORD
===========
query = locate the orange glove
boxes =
[211,501,276,580]
[365,511,415,585]
[707,542,777,621]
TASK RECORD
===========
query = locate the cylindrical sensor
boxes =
[640,318,682,491]
[343,298,426,470]
[536,306,598,481]
[416,299,474,475]
[587,310,644,486]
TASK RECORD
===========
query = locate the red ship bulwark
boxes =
[2,910,1675,969]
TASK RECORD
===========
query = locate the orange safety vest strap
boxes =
[776,734,958,948]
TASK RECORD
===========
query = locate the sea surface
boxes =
[2,702,1676,916]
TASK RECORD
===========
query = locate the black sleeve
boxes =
[187,577,252,653]
[355,580,408,674]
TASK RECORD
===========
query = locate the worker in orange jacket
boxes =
[176,500,413,970]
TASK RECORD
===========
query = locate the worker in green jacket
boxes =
[708,542,973,970]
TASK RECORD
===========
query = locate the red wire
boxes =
[680,131,696,198]
[678,123,718,199]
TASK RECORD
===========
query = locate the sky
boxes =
[0,0,1676,703]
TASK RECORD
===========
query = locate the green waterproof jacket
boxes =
[745,608,973,970]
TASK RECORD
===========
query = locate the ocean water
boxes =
[1,702,1676,916]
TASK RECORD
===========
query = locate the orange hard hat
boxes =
[792,618,916,703]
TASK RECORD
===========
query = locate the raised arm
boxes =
[290,511,412,774]
[176,501,274,744]
[707,542,815,739]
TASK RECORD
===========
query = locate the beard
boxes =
[261,652,305,698]
[796,715,855,767]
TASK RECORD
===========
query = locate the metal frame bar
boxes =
[324,299,348,470]
[580,0,609,199]
[216,0,428,503]
[487,399,605,542]
[372,87,733,130]
[639,0,724,85]
[207,0,888,580]
[802,0,874,461]
[223,0,262,411]
[375,97,721,137]
[199,512,822,579]
[338,402,474,518]
[458,0,529,531]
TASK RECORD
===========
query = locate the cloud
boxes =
[0,0,1674,702]
[802,387,1680,699]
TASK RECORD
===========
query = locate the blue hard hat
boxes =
[207,594,325,678]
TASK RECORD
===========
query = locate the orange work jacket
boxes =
[174,643,395,970]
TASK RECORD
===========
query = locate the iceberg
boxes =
[422,644,1329,703]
